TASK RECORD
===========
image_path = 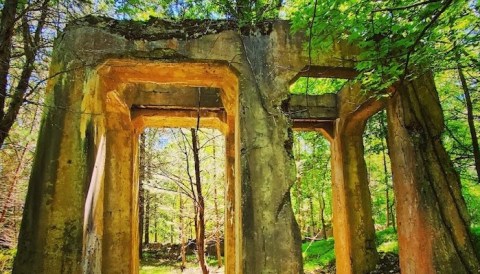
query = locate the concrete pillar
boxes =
[386,73,480,273]
[101,104,137,273]
[331,120,378,274]
[224,115,236,274]
[331,83,383,274]
[13,67,89,274]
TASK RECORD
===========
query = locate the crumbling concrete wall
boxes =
[12,16,375,274]
[14,14,478,274]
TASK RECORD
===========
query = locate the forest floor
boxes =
[1,227,479,273]
[140,228,402,274]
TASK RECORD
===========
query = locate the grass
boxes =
[140,255,222,274]
[302,237,335,271]
[0,227,478,274]
[302,227,399,272]
[375,227,399,254]
[140,227,480,273]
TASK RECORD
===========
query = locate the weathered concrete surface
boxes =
[330,83,384,274]
[13,54,89,274]
[13,17,360,274]
[14,14,480,274]
[289,94,337,120]
[387,73,480,273]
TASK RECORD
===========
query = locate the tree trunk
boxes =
[154,202,159,243]
[318,193,327,240]
[144,192,150,245]
[0,0,49,148]
[386,72,480,273]
[191,128,208,274]
[0,139,29,225]
[213,141,223,267]
[0,0,18,121]
[457,65,480,184]
[308,196,315,237]
[379,112,392,227]
[179,191,187,270]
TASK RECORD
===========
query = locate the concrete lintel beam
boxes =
[289,93,337,120]
[290,66,358,84]
[124,84,223,109]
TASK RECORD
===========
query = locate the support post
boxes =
[386,73,480,273]
[331,83,382,274]
[101,109,137,273]
[224,115,236,274]
[13,68,88,274]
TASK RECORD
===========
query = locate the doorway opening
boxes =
[138,128,226,273]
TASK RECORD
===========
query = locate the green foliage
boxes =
[463,180,480,226]
[302,228,400,271]
[375,228,399,254]
[0,248,16,273]
[363,111,395,227]
[108,0,283,24]
[287,0,479,92]
[290,77,347,95]
[292,132,332,238]
[471,226,480,258]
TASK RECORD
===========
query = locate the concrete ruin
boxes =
[13,16,479,274]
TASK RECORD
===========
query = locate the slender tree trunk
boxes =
[154,202,158,243]
[179,191,187,270]
[144,193,150,245]
[296,176,303,234]
[212,141,223,267]
[390,201,396,231]
[308,196,315,237]
[379,112,392,227]
[318,193,327,240]
[191,128,208,274]
[457,65,480,183]
[0,137,29,224]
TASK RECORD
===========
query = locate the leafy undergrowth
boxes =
[302,237,335,272]
[0,248,15,274]
[472,226,480,258]
[302,228,400,273]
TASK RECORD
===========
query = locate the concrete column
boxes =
[386,73,480,273]
[224,115,236,274]
[330,83,383,274]
[13,67,89,274]
[102,111,137,273]
[331,120,378,274]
